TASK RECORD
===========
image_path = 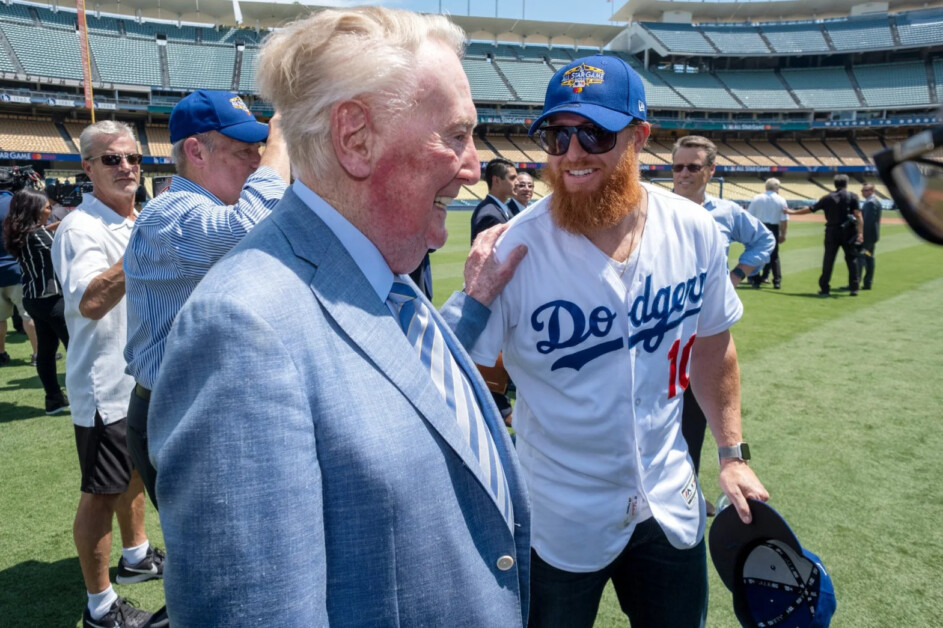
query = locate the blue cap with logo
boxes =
[709,499,836,628]
[529,54,647,135]
[169,90,269,144]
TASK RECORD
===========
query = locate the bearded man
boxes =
[446,55,769,627]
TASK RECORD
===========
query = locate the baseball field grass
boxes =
[2,210,942,626]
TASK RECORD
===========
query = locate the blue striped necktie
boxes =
[387,278,513,528]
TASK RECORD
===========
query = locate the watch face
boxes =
[739,443,751,460]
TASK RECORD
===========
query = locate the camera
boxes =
[46,177,93,207]
[0,165,42,192]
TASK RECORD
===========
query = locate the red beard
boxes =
[546,148,643,236]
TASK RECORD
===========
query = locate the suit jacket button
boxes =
[496,555,515,571]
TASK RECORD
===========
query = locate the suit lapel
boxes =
[270,191,507,515]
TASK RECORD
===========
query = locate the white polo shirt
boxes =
[52,194,136,428]
[470,184,742,572]
[747,190,789,225]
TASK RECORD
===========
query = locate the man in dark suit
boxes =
[471,157,518,243]
[858,183,882,289]
[148,7,531,626]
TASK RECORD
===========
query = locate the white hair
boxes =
[255,6,466,180]
[79,120,136,159]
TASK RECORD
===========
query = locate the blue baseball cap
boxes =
[709,499,836,628]
[169,90,269,144]
[528,54,647,135]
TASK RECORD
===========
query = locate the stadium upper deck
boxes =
[0,0,938,203]
[0,1,938,119]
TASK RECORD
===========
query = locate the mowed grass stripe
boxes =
[2,206,941,625]
[696,276,943,628]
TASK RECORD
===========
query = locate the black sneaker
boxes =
[45,392,70,415]
[83,597,153,628]
[145,606,169,628]
[0,352,10,366]
[116,546,165,584]
[30,353,38,366]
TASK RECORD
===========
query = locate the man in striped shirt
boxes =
[123,90,290,506]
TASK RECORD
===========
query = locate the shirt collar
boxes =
[78,193,137,230]
[292,179,393,303]
[487,194,510,213]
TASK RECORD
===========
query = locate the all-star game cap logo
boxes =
[230,96,252,116]
[561,63,605,94]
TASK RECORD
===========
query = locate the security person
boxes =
[789,174,863,296]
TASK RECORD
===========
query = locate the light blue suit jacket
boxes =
[149,188,530,626]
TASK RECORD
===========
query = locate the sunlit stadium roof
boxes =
[616,0,943,23]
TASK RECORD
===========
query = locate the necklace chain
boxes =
[618,205,647,279]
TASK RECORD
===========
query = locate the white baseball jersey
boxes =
[470,183,743,572]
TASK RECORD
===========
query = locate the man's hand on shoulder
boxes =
[464,223,527,307]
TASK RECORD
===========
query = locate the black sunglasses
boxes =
[533,124,619,156]
[672,163,706,173]
[88,153,143,166]
[873,126,943,245]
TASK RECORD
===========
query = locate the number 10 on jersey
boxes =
[667,334,696,399]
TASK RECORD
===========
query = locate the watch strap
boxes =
[718,442,751,461]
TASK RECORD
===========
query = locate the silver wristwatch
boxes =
[718,442,751,461]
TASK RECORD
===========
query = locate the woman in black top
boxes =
[2,188,69,414]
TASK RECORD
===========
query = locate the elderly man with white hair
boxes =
[149,7,529,626]
[747,177,790,289]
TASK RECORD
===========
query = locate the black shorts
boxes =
[74,412,134,494]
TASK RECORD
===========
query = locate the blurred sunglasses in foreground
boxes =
[874,125,943,245]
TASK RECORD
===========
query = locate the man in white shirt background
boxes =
[747,178,790,289]
[52,121,162,628]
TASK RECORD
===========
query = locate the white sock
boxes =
[122,540,150,566]
[88,585,118,620]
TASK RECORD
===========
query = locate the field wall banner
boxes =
[0,152,172,165]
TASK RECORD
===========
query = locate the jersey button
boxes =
[635,398,641,406]
[496,555,515,571]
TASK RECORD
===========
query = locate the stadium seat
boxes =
[761,23,830,54]
[826,16,894,51]
[494,60,555,104]
[854,61,931,108]
[700,24,770,55]
[643,22,715,55]
[167,42,235,91]
[780,67,861,110]
[0,116,72,153]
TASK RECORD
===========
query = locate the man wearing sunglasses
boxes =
[670,135,773,517]
[123,90,289,509]
[451,54,769,627]
[509,171,535,215]
[51,121,162,628]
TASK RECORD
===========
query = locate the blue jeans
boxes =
[528,518,708,628]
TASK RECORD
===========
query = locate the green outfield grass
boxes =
[2,211,943,626]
